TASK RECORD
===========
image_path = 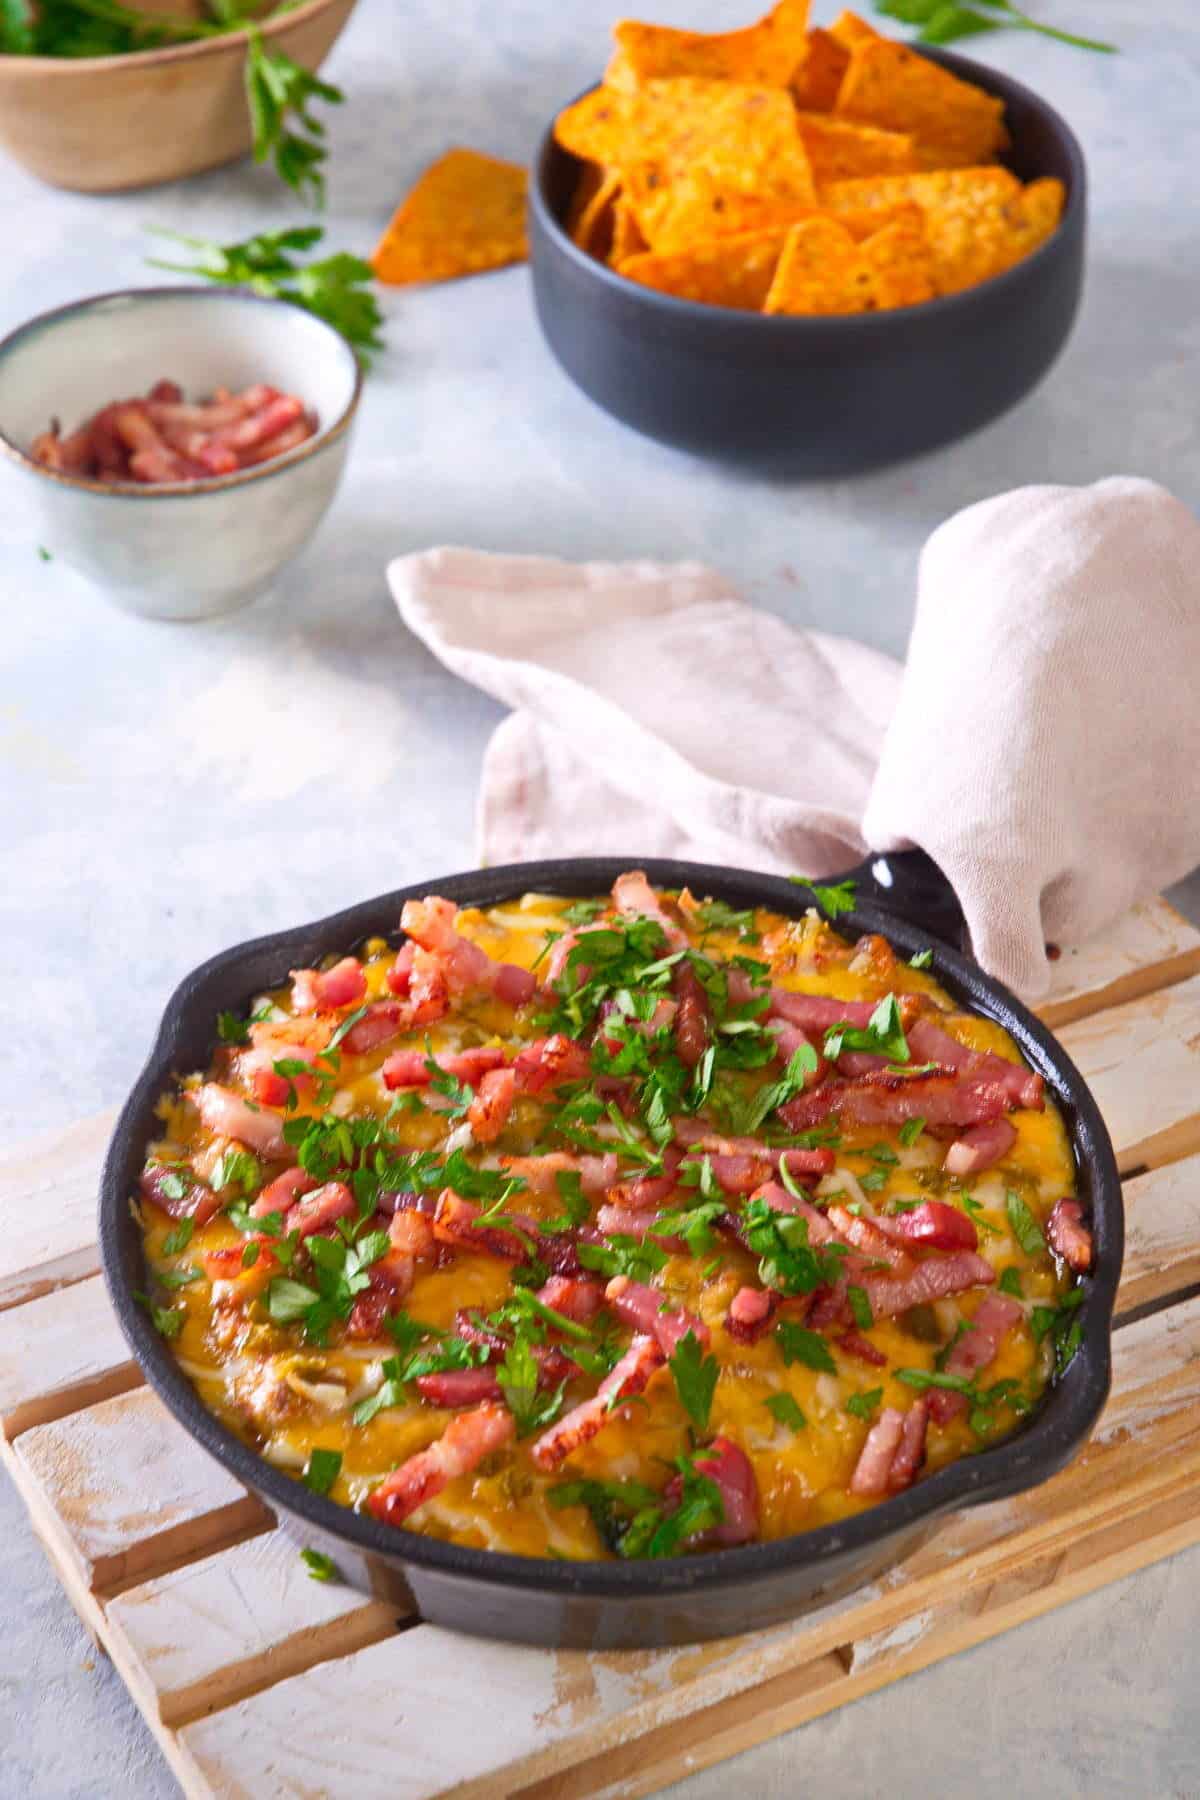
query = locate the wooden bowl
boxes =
[0,0,357,193]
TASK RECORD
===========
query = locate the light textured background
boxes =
[2,0,1199,1793]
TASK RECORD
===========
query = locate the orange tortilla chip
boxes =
[604,0,809,91]
[609,194,649,262]
[828,10,880,48]
[790,26,850,110]
[571,168,623,255]
[626,160,817,251]
[371,147,528,285]
[835,39,1008,163]
[618,227,789,310]
[566,161,609,236]
[794,111,918,182]
[763,211,934,314]
[556,79,814,195]
[824,167,1064,294]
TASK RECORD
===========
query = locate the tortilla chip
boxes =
[828,9,880,48]
[371,148,528,285]
[794,111,918,182]
[790,26,850,110]
[618,227,789,309]
[555,78,814,193]
[763,211,934,313]
[823,167,1064,294]
[566,161,609,236]
[836,39,1008,163]
[624,159,813,251]
[605,0,810,90]
[571,168,623,256]
[609,193,649,262]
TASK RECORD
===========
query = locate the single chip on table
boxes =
[762,211,934,314]
[570,168,624,256]
[790,26,850,111]
[835,39,1009,164]
[604,0,810,91]
[371,147,528,286]
[618,226,791,310]
[823,167,1064,295]
[794,111,918,182]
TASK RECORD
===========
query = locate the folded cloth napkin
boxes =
[389,476,1200,999]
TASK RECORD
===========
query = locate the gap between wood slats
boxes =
[1037,945,1200,1030]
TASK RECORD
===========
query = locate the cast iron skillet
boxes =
[100,852,1121,1650]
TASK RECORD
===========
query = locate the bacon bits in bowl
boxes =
[528,4,1086,473]
[0,286,361,620]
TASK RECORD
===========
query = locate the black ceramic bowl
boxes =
[529,49,1086,474]
[101,852,1120,1650]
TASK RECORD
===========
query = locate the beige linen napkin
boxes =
[389,477,1200,999]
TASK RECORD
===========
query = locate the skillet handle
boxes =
[837,848,970,956]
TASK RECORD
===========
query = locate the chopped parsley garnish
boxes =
[847,1285,874,1330]
[578,1236,669,1283]
[693,899,760,943]
[303,1448,342,1495]
[1006,1190,1047,1256]
[824,993,910,1065]
[497,1337,566,1436]
[897,1367,1033,1435]
[998,1266,1024,1298]
[300,1548,342,1583]
[155,1168,189,1203]
[736,1041,820,1133]
[744,1197,848,1297]
[765,1392,807,1432]
[898,1116,926,1147]
[909,949,934,970]
[668,1330,719,1431]
[845,1388,883,1420]
[217,1010,251,1045]
[209,1148,262,1195]
[135,1291,185,1338]
[562,898,607,926]
[790,876,857,917]
[1031,1286,1085,1374]
[266,1227,390,1345]
[775,1321,837,1373]
[961,1193,1003,1237]
[161,1216,195,1257]
[156,1266,202,1289]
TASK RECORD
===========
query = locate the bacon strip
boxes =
[674,1436,760,1546]
[611,870,687,947]
[536,1274,606,1323]
[672,959,711,1069]
[381,1045,507,1091]
[368,1402,515,1525]
[1047,1197,1093,1272]
[873,1200,978,1253]
[777,1069,1022,1134]
[944,1116,1017,1176]
[826,1204,913,1274]
[250,1166,317,1219]
[290,957,367,1014]
[400,896,536,1006]
[605,1276,710,1355]
[531,1335,666,1471]
[862,1250,997,1320]
[929,1292,1024,1423]
[726,1284,777,1343]
[140,1164,225,1226]
[850,1399,929,1496]
[907,1018,1044,1110]
[190,1083,286,1158]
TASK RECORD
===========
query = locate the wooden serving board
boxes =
[4,895,1200,1800]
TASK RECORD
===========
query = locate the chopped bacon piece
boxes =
[930,1293,1023,1423]
[768,990,921,1033]
[874,1200,978,1253]
[386,941,414,996]
[604,1276,709,1355]
[338,1000,408,1056]
[862,1250,996,1320]
[400,896,535,1006]
[689,1152,773,1195]
[416,1368,502,1407]
[888,1397,930,1492]
[512,1034,590,1094]
[497,1151,617,1198]
[907,1018,1044,1111]
[190,1083,286,1158]
[611,870,686,947]
[531,1335,665,1471]
[777,1069,1018,1134]
[826,1204,914,1274]
[201,1241,278,1302]
[432,1189,531,1260]
[750,1180,849,1248]
[594,1205,683,1249]
[250,1166,317,1218]
[674,1437,760,1546]
[672,960,710,1069]
[290,957,367,1014]
[837,1329,887,1367]
[467,1066,517,1143]
[674,1121,835,1182]
[368,1402,515,1525]
[726,1284,777,1343]
[287,1181,356,1238]
[346,1252,414,1338]
[1047,1198,1093,1272]
[944,1117,1018,1176]
[849,1407,905,1496]
[388,1206,437,1260]
[381,1045,507,1091]
[241,1040,322,1107]
[598,996,676,1054]
[536,1274,605,1324]
[139,1164,225,1226]
[608,1145,683,1212]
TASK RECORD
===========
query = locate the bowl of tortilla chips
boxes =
[528,5,1085,474]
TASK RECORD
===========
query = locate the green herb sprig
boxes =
[874,0,1114,53]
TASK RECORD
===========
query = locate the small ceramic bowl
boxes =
[0,286,361,621]
[0,0,357,194]
[528,48,1086,475]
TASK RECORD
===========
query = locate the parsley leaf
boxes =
[765,1392,807,1432]
[147,226,384,365]
[300,1547,342,1583]
[898,1116,926,1147]
[847,1285,874,1330]
[998,1266,1024,1298]
[303,1448,342,1495]
[789,875,857,917]
[135,1291,185,1338]
[744,1198,848,1297]
[737,1041,820,1133]
[668,1330,719,1431]
[217,1010,251,1045]
[874,0,1114,55]
[1006,1189,1047,1256]
[775,1320,837,1373]
[161,1216,195,1257]
[909,949,934,970]
[578,1236,669,1284]
[243,23,343,205]
[693,899,760,943]
[824,993,910,1065]
[845,1387,883,1420]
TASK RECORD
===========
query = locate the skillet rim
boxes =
[99,854,1122,1601]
